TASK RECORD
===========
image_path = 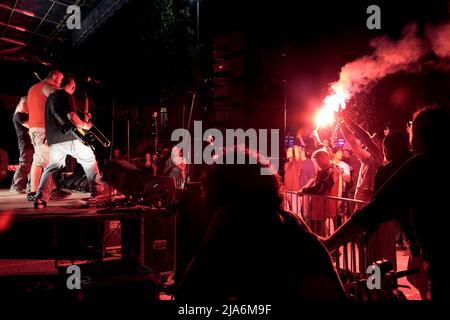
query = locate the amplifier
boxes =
[122,209,176,274]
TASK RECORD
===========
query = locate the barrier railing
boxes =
[284,191,368,276]
[175,178,185,190]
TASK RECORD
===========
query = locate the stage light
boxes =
[0,4,35,17]
[15,9,35,17]
[0,22,26,32]
[14,26,26,32]
[0,36,26,46]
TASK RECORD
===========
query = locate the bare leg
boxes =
[29,128,48,193]
[30,165,43,192]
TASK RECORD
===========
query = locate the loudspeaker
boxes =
[103,159,148,197]
[142,176,176,208]
[142,211,176,274]
[62,163,89,192]
[122,209,176,274]
[103,160,176,207]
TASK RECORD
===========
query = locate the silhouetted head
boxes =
[286,147,293,161]
[333,147,344,161]
[202,148,282,213]
[410,107,450,154]
[113,149,121,158]
[61,74,76,95]
[314,150,331,170]
[46,70,64,88]
[383,131,412,162]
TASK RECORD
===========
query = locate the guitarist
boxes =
[34,75,103,208]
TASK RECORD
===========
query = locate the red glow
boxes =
[13,25,27,32]
[0,5,35,17]
[0,36,26,46]
[15,9,35,17]
[0,211,13,233]
[315,84,349,128]
[0,21,26,32]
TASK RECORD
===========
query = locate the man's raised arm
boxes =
[346,118,382,161]
[339,120,371,163]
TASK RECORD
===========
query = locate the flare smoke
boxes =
[329,21,450,101]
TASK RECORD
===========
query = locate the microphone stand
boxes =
[124,109,140,163]
[152,112,159,176]
[185,92,197,182]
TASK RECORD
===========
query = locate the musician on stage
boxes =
[27,70,64,200]
[10,96,33,194]
[34,75,103,208]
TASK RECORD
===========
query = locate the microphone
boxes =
[33,72,43,82]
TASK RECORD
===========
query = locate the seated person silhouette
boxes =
[176,148,346,301]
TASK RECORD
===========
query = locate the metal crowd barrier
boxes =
[284,191,369,277]
[175,178,185,190]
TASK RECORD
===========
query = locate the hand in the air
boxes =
[84,112,92,121]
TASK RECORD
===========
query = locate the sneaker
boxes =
[50,188,72,200]
[34,198,47,209]
[90,189,110,200]
[27,192,36,201]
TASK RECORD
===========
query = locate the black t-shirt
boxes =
[45,90,77,145]
[351,152,450,300]
[13,112,32,148]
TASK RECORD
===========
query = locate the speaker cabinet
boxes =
[122,209,176,274]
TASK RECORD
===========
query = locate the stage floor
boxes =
[0,189,92,277]
[0,189,91,213]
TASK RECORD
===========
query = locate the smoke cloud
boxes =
[330,21,450,100]
[427,22,450,59]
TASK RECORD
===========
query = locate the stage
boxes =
[0,189,97,217]
[0,188,177,302]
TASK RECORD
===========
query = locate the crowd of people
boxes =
[284,113,429,293]
[176,106,450,300]
[284,114,413,250]
[112,146,186,180]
